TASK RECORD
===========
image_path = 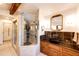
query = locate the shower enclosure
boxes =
[23,17,38,45]
[19,11,39,55]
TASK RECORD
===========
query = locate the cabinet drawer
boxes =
[48,43,62,52]
[47,48,58,56]
[48,52,58,56]
[62,47,79,56]
[62,51,78,56]
[62,52,71,56]
[58,51,62,56]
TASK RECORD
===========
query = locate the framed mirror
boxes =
[51,14,63,31]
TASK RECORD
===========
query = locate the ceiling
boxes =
[17,3,78,12]
[16,3,78,18]
[0,3,21,20]
[29,3,78,9]
[0,3,78,20]
[0,3,11,19]
[0,3,78,14]
[0,3,11,10]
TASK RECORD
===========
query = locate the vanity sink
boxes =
[49,37,62,44]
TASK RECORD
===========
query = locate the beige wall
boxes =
[39,7,79,35]
[76,6,79,32]
[62,7,77,32]
[39,9,51,35]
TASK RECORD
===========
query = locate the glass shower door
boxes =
[23,19,38,45]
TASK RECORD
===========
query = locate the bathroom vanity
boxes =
[40,31,79,56]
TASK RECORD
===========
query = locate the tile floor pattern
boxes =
[0,41,17,56]
[0,40,46,56]
[38,53,47,56]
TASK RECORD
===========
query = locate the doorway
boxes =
[0,20,17,56]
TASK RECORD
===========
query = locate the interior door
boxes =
[0,23,3,44]
[3,23,12,41]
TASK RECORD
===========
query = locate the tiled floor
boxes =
[0,40,46,56]
[0,40,17,56]
[38,52,47,56]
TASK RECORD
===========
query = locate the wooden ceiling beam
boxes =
[9,3,21,15]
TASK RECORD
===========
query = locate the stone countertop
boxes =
[45,30,76,32]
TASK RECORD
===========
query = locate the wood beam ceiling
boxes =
[9,3,21,15]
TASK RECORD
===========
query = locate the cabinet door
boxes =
[62,47,79,56]
[40,41,49,49]
[62,52,71,56]
[41,46,49,55]
[40,41,63,56]
[47,44,59,56]
[47,48,58,56]
[40,41,49,55]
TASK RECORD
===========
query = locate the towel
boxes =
[72,32,77,42]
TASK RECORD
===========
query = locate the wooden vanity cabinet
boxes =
[40,31,79,56]
[40,40,62,56]
[40,40,79,56]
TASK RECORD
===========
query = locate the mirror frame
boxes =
[50,14,63,31]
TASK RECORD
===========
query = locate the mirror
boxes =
[51,14,63,31]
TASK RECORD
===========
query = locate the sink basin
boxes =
[49,38,62,44]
